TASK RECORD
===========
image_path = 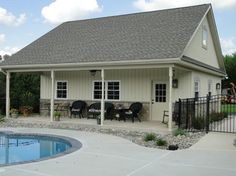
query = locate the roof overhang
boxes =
[0,58,180,72]
[180,56,226,77]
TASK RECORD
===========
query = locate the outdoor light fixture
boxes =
[172,79,178,88]
[216,83,221,90]
[90,70,97,76]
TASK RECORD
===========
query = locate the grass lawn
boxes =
[221,104,236,113]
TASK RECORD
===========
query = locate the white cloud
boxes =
[220,38,236,55]
[41,0,102,24]
[133,0,236,11]
[0,46,20,56]
[0,7,26,26]
[0,34,5,44]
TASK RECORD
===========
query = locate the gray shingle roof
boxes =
[1,4,210,66]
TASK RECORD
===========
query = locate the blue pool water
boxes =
[0,132,77,166]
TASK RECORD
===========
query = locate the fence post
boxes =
[206,93,210,133]
[178,98,181,128]
[186,99,189,130]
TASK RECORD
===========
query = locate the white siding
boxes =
[172,70,192,101]
[40,69,170,102]
[184,16,220,69]
[191,71,222,97]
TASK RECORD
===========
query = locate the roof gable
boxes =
[1,4,210,67]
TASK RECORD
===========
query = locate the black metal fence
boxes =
[176,94,236,133]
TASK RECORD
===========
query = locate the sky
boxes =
[0,0,236,56]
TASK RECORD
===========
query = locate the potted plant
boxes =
[97,115,101,125]
[10,108,19,118]
[54,111,61,121]
[19,106,33,117]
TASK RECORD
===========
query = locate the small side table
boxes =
[114,107,126,122]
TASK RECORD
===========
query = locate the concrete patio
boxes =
[6,116,171,133]
[0,128,235,176]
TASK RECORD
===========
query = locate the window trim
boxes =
[194,79,200,99]
[208,80,212,94]
[55,80,68,100]
[202,25,208,49]
[92,80,121,101]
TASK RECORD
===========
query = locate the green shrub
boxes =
[156,138,167,146]
[172,128,186,136]
[193,117,205,130]
[144,133,156,142]
[210,112,228,123]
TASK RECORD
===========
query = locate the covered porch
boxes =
[4,65,191,131]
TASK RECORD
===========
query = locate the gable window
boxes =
[56,81,68,99]
[93,81,120,100]
[194,80,200,100]
[155,84,166,102]
[202,25,208,49]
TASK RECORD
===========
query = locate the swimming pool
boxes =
[0,132,82,166]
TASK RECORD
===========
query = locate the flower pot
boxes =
[97,118,101,125]
[54,116,60,121]
[11,113,18,118]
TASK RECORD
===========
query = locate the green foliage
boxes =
[10,73,40,112]
[144,133,156,142]
[223,53,236,88]
[156,138,167,146]
[54,111,61,121]
[210,112,228,123]
[192,117,205,130]
[0,115,5,123]
[172,128,186,136]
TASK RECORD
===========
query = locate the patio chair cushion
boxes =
[71,108,80,112]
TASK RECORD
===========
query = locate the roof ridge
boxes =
[62,3,211,25]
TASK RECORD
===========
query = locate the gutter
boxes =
[0,68,6,75]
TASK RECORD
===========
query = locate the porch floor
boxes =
[9,115,172,133]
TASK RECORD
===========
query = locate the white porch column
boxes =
[101,69,105,126]
[168,67,173,131]
[50,70,55,122]
[6,72,10,118]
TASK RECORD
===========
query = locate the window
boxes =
[107,81,120,100]
[93,81,120,100]
[194,80,200,99]
[93,81,103,99]
[202,25,208,49]
[56,81,68,99]
[155,84,166,102]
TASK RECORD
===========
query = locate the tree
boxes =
[10,73,40,111]
[222,53,236,88]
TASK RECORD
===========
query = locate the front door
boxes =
[151,82,169,121]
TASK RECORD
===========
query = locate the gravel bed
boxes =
[0,119,205,150]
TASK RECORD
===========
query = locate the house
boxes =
[0,4,226,129]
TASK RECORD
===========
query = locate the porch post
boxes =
[101,69,105,126]
[6,72,10,118]
[50,70,55,122]
[168,67,173,131]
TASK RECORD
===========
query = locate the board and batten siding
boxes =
[191,70,222,97]
[184,16,220,69]
[41,68,170,102]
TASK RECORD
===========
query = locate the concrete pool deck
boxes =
[0,128,235,176]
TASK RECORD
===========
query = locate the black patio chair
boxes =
[70,100,87,118]
[87,102,114,120]
[124,102,142,122]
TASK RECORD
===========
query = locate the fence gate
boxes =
[177,94,236,133]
